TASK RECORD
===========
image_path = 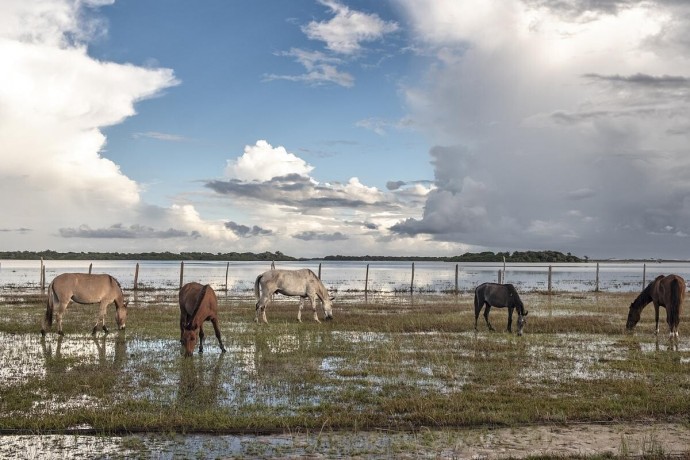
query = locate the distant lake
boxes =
[1,259,689,294]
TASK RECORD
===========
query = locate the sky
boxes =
[2,0,690,259]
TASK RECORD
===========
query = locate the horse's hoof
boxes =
[58,331,64,336]
[221,348,227,353]
[40,329,46,336]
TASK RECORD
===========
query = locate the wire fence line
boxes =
[2,259,690,297]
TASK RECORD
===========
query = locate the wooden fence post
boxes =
[40,258,45,291]
[548,265,552,294]
[595,263,600,292]
[88,263,92,274]
[642,263,646,289]
[318,263,322,279]
[364,264,369,300]
[225,262,230,292]
[410,262,415,294]
[134,263,140,291]
[455,264,459,295]
[271,261,275,270]
[179,261,184,289]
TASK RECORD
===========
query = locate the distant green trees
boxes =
[447,251,583,263]
[0,249,582,263]
[324,250,583,263]
[0,250,297,261]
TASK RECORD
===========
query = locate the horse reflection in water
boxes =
[176,354,224,408]
[474,282,529,336]
[40,334,127,376]
[626,274,686,340]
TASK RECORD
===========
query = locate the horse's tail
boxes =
[254,273,263,300]
[669,277,682,328]
[45,282,55,327]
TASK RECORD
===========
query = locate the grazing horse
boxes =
[179,282,226,357]
[254,269,334,323]
[626,274,686,338]
[474,282,528,336]
[41,273,127,336]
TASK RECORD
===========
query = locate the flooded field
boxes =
[1,290,690,458]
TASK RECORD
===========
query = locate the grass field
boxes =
[1,290,689,457]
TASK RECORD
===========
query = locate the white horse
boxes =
[254,269,334,323]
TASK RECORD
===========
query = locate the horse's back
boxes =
[53,273,121,303]
[179,282,216,313]
[259,268,318,295]
[475,282,517,308]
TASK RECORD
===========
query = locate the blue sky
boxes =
[3,1,690,259]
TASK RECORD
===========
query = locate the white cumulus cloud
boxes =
[225,140,315,182]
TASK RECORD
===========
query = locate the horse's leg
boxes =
[198,325,205,354]
[653,302,660,335]
[211,317,226,353]
[297,297,304,323]
[56,299,70,336]
[483,304,495,331]
[310,295,320,323]
[255,292,271,324]
[93,300,109,335]
[507,306,513,333]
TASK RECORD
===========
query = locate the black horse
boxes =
[474,282,529,335]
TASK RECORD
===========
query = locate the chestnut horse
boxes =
[41,273,127,336]
[179,282,226,357]
[626,274,686,338]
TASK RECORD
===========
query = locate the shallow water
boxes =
[3,259,689,294]
[3,423,690,459]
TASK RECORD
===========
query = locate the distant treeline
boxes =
[0,250,297,261]
[0,249,583,263]
[323,251,584,263]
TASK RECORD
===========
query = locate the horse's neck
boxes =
[634,291,653,309]
[314,280,328,300]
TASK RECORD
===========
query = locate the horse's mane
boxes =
[108,275,123,291]
[631,275,664,309]
[187,284,209,328]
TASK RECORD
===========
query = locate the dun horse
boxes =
[626,274,686,338]
[41,273,127,336]
[254,269,334,323]
[179,282,226,357]
[474,282,528,336]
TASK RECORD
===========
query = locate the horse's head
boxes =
[626,302,641,330]
[181,324,198,357]
[323,296,335,321]
[517,311,528,336]
[115,300,128,330]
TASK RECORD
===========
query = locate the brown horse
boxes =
[179,282,226,357]
[626,274,686,338]
[41,273,128,336]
